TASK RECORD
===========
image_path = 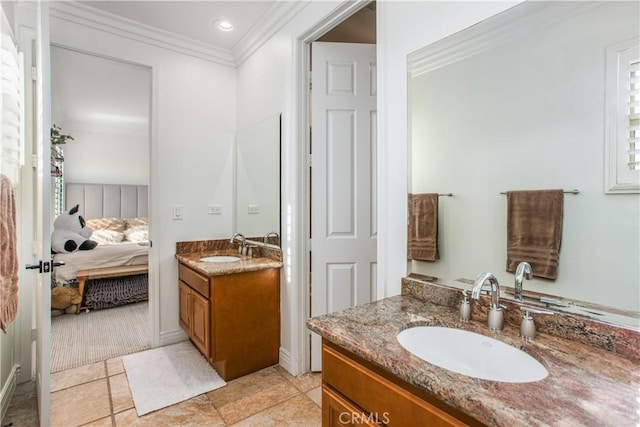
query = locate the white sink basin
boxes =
[397,326,548,383]
[199,256,241,263]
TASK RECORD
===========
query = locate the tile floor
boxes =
[4,358,322,427]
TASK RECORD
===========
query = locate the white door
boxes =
[33,4,52,425]
[310,42,377,370]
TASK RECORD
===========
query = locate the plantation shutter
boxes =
[0,12,24,185]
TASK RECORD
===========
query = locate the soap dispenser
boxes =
[460,290,471,322]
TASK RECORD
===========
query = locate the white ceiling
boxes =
[77,1,280,51]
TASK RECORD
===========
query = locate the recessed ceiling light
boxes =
[215,20,234,32]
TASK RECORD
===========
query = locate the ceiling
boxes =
[76,1,376,52]
[78,1,286,51]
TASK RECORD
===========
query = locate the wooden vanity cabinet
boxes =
[322,340,482,427]
[178,263,280,381]
[179,264,211,358]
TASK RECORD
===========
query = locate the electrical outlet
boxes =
[172,205,184,220]
[248,205,260,214]
[208,205,222,215]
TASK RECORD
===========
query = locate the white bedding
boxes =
[53,241,149,284]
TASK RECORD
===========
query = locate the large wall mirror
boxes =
[235,114,281,240]
[408,1,639,326]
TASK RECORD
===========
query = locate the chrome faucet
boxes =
[263,231,280,245]
[514,261,532,302]
[471,272,504,332]
[229,232,246,254]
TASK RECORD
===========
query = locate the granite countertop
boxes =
[175,239,283,277]
[307,281,639,426]
[175,251,283,276]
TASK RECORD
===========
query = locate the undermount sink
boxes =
[199,256,241,263]
[397,326,548,383]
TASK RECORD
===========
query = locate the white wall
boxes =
[48,9,237,343]
[377,1,521,298]
[409,2,639,311]
[61,124,149,185]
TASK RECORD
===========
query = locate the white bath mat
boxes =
[123,340,226,416]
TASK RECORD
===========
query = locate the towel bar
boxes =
[500,189,579,195]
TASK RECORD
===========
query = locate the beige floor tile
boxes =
[106,357,125,376]
[51,379,111,427]
[230,394,322,427]
[51,361,106,392]
[306,386,322,407]
[114,395,224,427]
[109,373,134,413]
[287,371,322,392]
[207,367,300,424]
[80,416,114,426]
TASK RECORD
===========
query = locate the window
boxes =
[605,38,640,193]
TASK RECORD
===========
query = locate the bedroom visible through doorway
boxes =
[49,45,152,372]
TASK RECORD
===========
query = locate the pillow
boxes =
[124,217,149,229]
[91,229,124,245]
[86,218,126,233]
[124,225,149,243]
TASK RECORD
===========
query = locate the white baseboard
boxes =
[0,365,18,423]
[279,347,298,376]
[158,328,188,347]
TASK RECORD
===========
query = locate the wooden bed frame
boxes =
[76,264,149,314]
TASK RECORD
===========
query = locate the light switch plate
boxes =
[172,205,183,220]
[248,205,260,214]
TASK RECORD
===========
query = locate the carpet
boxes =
[123,341,226,416]
[51,301,150,373]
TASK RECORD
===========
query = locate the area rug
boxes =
[51,301,150,372]
[122,340,226,415]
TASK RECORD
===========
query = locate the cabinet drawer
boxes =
[178,263,209,298]
[323,344,466,427]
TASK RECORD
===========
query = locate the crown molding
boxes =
[49,1,236,67]
[408,1,604,79]
[232,1,308,66]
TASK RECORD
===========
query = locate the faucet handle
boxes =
[520,306,554,317]
[519,306,554,340]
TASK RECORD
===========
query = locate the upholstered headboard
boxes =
[65,183,148,219]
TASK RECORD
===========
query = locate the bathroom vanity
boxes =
[176,240,283,381]
[307,277,639,426]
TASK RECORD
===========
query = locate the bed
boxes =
[52,183,149,311]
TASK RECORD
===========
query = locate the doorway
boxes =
[48,46,152,373]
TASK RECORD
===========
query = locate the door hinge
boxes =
[31,328,37,341]
[31,66,37,81]
[308,71,312,90]
[31,153,37,168]
[307,153,312,168]
[308,239,312,251]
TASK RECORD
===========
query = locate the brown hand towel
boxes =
[407,193,439,261]
[506,189,563,280]
[0,174,19,332]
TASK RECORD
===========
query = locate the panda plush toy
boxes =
[51,204,98,253]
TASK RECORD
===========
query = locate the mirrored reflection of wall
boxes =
[408,2,639,312]
[236,114,281,238]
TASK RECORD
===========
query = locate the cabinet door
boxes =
[178,281,190,333]
[323,385,381,426]
[190,290,210,358]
